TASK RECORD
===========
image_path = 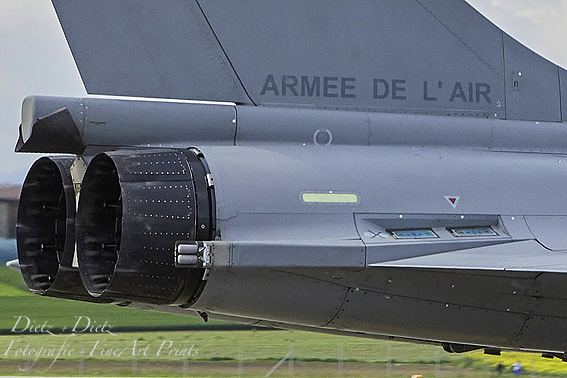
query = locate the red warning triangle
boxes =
[444,196,460,209]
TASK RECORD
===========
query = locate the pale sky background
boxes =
[0,0,566,184]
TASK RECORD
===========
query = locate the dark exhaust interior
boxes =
[17,157,73,292]
[75,154,121,296]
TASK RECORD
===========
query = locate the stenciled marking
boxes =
[260,74,492,104]
[261,75,356,98]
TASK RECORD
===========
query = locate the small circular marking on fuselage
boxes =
[313,128,333,146]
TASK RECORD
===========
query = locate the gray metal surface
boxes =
[236,106,370,146]
[371,241,567,272]
[14,0,567,357]
[19,96,236,152]
[220,240,365,268]
[503,34,562,122]
[18,96,567,155]
[51,0,251,103]
[525,216,567,251]
[50,0,566,121]
[200,0,503,115]
[198,145,567,221]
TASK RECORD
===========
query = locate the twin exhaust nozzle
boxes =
[17,149,213,306]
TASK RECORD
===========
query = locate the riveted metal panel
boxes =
[328,287,526,347]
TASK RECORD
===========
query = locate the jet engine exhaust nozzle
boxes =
[16,156,104,302]
[76,149,210,305]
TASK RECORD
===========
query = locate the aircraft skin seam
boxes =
[233,105,238,146]
[488,118,495,151]
[333,286,567,321]
[522,220,560,253]
[320,286,351,328]
[413,0,501,77]
[277,268,537,286]
[364,113,371,146]
[500,31,508,120]
[194,0,257,106]
[507,272,546,347]
[122,0,170,95]
[275,269,567,319]
[559,66,564,123]
[269,269,351,327]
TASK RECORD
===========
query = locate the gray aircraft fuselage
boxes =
[13,0,567,358]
